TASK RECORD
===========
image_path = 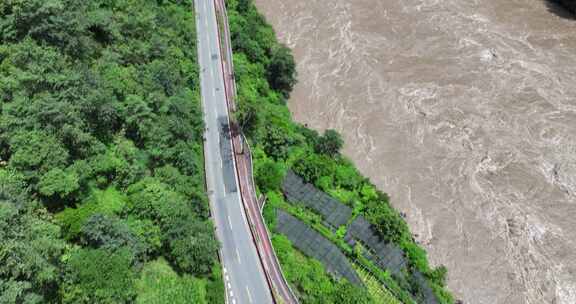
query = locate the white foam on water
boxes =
[254,0,576,303]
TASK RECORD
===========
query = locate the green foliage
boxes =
[334,160,364,190]
[164,219,219,275]
[153,165,208,217]
[127,178,218,275]
[364,197,410,244]
[61,248,135,304]
[0,169,29,207]
[402,242,430,276]
[336,226,347,239]
[56,187,127,240]
[429,265,448,288]
[80,214,149,262]
[38,168,79,199]
[126,178,188,226]
[255,159,285,192]
[7,130,69,180]
[292,153,335,184]
[236,98,260,135]
[85,138,148,188]
[315,129,344,157]
[228,0,276,65]
[262,192,280,229]
[267,45,297,97]
[205,264,226,304]
[126,217,163,253]
[0,0,221,301]
[353,246,416,304]
[135,258,207,304]
[260,125,295,160]
[0,202,66,303]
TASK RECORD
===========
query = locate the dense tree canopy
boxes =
[314,129,344,157]
[0,0,221,302]
[267,45,297,98]
[0,201,65,303]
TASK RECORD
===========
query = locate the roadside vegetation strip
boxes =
[225,0,453,302]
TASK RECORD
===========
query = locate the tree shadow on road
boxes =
[544,0,576,20]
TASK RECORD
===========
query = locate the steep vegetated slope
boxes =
[0,0,223,303]
[226,0,454,303]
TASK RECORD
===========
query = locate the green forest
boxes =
[0,0,223,303]
[226,0,454,303]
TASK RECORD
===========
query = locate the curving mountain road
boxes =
[194,0,273,303]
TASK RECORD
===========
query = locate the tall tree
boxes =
[315,129,344,157]
[0,202,66,303]
[267,45,297,98]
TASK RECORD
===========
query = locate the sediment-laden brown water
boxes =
[253,0,576,303]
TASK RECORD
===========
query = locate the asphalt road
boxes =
[194,0,274,303]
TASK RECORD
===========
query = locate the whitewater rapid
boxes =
[253,0,576,303]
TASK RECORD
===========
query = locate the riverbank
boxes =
[225,0,454,302]
[251,0,576,303]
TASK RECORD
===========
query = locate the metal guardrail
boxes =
[242,134,300,303]
[211,0,299,303]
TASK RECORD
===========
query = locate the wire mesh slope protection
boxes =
[347,216,438,304]
[347,216,407,275]
[282,170,352,228]
[276,210,362,286]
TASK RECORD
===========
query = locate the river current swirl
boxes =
[253,0,576,303]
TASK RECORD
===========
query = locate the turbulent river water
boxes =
[253,0,576,303]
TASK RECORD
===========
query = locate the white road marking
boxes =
[195,1,274,302]
[240,204,247,223]
[246,286,253,303]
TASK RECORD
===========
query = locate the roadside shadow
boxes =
[544,0,576,20]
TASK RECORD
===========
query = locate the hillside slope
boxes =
[0,1,222,303]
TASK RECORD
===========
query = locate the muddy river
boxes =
[253,0,576,303]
